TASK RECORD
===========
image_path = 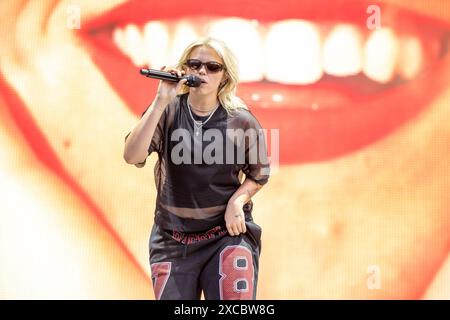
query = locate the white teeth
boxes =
[207,18,264,82]
[170,21,200,65]
[112,27,127,55]
[322,24,363,77]
[143,21,170,69]
[123,24,147,67]
[113,19,423,86]
[264,20,323,85]
[363,28,399,83]
[398,36,423,80]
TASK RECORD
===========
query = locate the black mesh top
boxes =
[125,93,270,232]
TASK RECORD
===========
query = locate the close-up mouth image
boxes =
[81,0,450,163]
[1,0,450,301]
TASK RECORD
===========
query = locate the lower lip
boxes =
[191,82,206,87]
[239,59,450,164]
[79,3,450,165]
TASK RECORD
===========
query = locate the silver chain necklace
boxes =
[187,98,219,137]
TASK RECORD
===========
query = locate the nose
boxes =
[198,64,207,75]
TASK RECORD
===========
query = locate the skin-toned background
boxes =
[0,0,449,299]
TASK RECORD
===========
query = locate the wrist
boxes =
[229,197,246,206]
[153,95,170,111]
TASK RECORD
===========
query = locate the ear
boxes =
[220,76,229,86]
[219,80,228,89]
[221,72,229,82]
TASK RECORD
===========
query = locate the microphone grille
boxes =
[187,75,202,87]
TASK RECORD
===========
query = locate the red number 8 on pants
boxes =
[219,245,255,300]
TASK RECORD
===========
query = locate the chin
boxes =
[190,87,216,96]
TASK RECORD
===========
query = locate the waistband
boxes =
[154,201,253,233]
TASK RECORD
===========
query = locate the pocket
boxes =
[245,221,262,247]
[149,224,170,253]
[243,201,253,213]
[149,223,158,255]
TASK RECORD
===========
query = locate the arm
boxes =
[229,177,263,206]
[123,96,168,165]
[225,111,270,236]
[225,177,264,236]
[123,67,187,165]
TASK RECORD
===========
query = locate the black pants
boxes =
[149,219,262,300]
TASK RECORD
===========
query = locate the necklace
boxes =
[187,99,220,137]
[190,105,217,113]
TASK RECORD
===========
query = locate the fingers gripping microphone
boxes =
[139,69,203,87]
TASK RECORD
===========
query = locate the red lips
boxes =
[80,0,450,164]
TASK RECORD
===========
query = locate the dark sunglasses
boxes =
[185,59,225,73]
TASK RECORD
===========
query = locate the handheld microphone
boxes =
[139,68,203,87]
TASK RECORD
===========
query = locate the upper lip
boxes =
[79,0,450,164]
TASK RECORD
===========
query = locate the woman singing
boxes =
[123,37,270,300]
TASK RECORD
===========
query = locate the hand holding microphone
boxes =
[142,66,202,104]
[140,68,203,87]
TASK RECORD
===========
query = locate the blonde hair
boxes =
[175,37,248,114]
